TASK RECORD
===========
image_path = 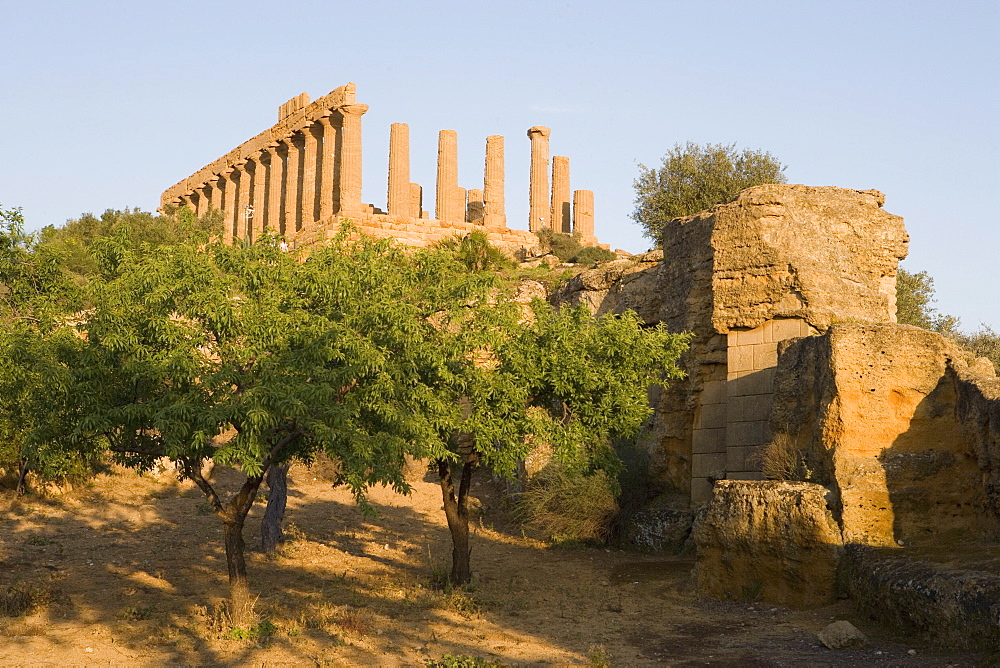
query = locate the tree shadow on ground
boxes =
[1,463,988,666]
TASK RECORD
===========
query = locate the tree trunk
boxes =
[437,450,477,586]
[261,462,289,554]
[223,517,255,628]
[15,458,29,495]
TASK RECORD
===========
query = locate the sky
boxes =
[2,0,997,329]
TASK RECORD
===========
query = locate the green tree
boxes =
[895,267,1000,371]
[435,301,689,584]
[0,204,82,491]
[38,206,223,280]
[895,267,942,330]
[633,142,787,245]
[1,231,502,626]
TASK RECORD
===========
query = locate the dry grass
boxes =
[751,432,810,481]
[517,465,618,543]
[0,583,61,617]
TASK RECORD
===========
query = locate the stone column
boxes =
[573,189,595,241]
[551,156,571,234]
[337,103,369,216]
[318,115,337,221]
[283,138,301,233]
[436,129,461,222]
[180,194,195,214]
[527,126,551,232]
[466,188,484,222]
[195,185,210,218]
[387,123,410,217]
[235,161,251,242]
[301,126,318,225]
[410,183,423,218]
[483,135,506,228]
[252,153,267,240]
[222,170,237,243]
[266,144,284,233]
[209,177,223,214]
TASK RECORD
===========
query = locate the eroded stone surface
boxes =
[693,480,844,608]
[770,323,999,546]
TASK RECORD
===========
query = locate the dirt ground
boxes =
[0,463,992,667]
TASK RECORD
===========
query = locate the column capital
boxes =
[340,103,369,117]
[528,126,551,138]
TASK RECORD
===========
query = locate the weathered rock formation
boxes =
[771,323,1000,547]
[161,83,602,254]
[554,184,909,502]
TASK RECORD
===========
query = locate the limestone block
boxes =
[727,345,753,374]
[726,420,765,447]
[696,402,726,430]
[702,380,726,405]
[692,452,726,478]
[694,480,844,607]
[817,621,868,649]
[752,342,778,370]
[770,323,999,546]
[692,428,725,454]
[660,185,908,337]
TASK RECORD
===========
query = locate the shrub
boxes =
[517,464,619,543]
[534,228,581,262]
[573,246,616,265]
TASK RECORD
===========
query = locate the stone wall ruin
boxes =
[161,83,601,253]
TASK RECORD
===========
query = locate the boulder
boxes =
[694,480,844,607]
[817,620,868,649]
[623,493,695,553]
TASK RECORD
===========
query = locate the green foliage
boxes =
[38,207,223,280]
[534,228,580,262]
[227,619,276,641]
[573,246,616,265]
[466,303,690,479]
[0,205,84,487]
[517,464,618,543]
[953,326,1000,373]
[633,142,787,244]
[895,267,999,371]
[435,231,515,272]
[895,268,944,330]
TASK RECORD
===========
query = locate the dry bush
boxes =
[0,584,60,617]
[751,433,809,481]
[517,465,618,543]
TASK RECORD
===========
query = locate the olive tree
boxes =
[633,142,786,245]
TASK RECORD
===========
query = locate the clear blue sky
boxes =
[2,0,997,329]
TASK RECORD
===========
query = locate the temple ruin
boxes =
[160,83,600,252]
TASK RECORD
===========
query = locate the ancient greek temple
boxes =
[160,83,599,252]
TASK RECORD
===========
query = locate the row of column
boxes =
[527,126,595,240]
[178,103,368,243]
[180,112,594,243]
[389,125,508,227]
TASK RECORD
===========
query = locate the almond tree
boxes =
[437,301,690,585]
[1,231,495,627]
